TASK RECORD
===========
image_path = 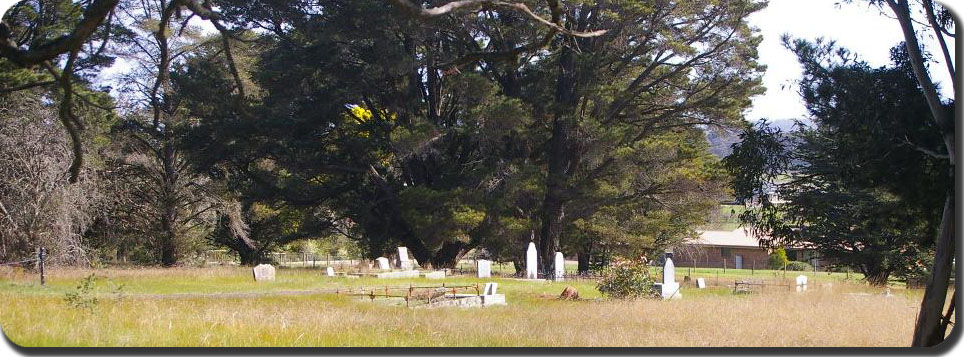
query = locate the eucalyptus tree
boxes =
[870,0,956,346]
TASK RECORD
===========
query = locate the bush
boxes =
[596,257,660,299]
[64,274,99,312]
[785,260,813,271]
[768,247,789,269]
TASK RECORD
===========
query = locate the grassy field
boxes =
[0,266,934,347]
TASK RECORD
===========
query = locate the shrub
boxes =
[64,274,99,312]
[785,260,813,271]
[768,247,790,269]
[596,257,660,299]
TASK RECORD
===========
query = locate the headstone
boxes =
[553,252,565,281]
[375,257,391,270]
[796,274,808,292]
[326,267,335,277]
[660,256,681,299]
[483,282,498,295]
[477,259,492,278]
[252,264,276,282]
[397,247,413,270]
[696,278,706,289]
[425,271,445,279]
[525,242,538,279]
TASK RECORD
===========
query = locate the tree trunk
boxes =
[237,246,263,266]
[538,46,579,276]
[159,143,179,267]
[863,267,892,287]
[577,248,591,274]
[912,195,955,346]
[884,0,955,347]
[425,241,467,269]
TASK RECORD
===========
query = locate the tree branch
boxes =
[386,0,606,37]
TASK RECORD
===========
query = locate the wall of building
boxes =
[674,246,771,269]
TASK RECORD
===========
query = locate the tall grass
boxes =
[0,266,932,347]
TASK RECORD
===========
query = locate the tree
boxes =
[725,40,950,286]
[871,0,956,346]
[516,0,765,274]
[768,247,788,270]
[0,86,114,265]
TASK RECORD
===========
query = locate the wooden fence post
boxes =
[39,247,46,286]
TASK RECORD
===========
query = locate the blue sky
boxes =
[746,0,956,122]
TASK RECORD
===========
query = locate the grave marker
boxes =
[796,275,808,292]
[375,257,391,270]
[326,267,335,277]
[397,247,413,270]
[525,242,538,279]
[553,252,565,281]
[252,264,276,282]
[660,254,681,299]
[477,259,492,278]
[697,278,706,289]
[483,282,498,295]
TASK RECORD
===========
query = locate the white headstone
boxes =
[697,278,706,289]
[477,259,492,278]
[397,247,412,270]
[660,257,681,299]
[326,267,335,277]
[425,271,445,279]
[796,275,808,292]
[663,257,676,285]
[252,264,276,281]
[553,252,565,281]
[483,282,498,295]
[375,257,391,270]
[525,242,538,279]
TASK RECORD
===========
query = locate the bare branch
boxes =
[386,0,607,37]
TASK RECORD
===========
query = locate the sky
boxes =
[746,0,956,122]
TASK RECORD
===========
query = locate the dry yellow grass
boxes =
[0,267,937,347]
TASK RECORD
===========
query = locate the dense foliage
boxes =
[725,40,952,285]
[596,257,660,299]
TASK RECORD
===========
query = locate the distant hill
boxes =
[704,118,807,158]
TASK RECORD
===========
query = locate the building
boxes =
[673,228,824,270]
[674,228,771,269]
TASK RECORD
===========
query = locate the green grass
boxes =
[0,266,929,347]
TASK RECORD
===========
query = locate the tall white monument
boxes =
[660,254,681,299]
[525,242,538,279]
[553,252,565,281]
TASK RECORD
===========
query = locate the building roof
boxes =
[688,229,765,248]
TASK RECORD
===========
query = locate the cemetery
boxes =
[0,242,933,347]
[0,0,955,349]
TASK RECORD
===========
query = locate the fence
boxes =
[337,283,481,307]
[0,247,47,285]
[203,250,365,269]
